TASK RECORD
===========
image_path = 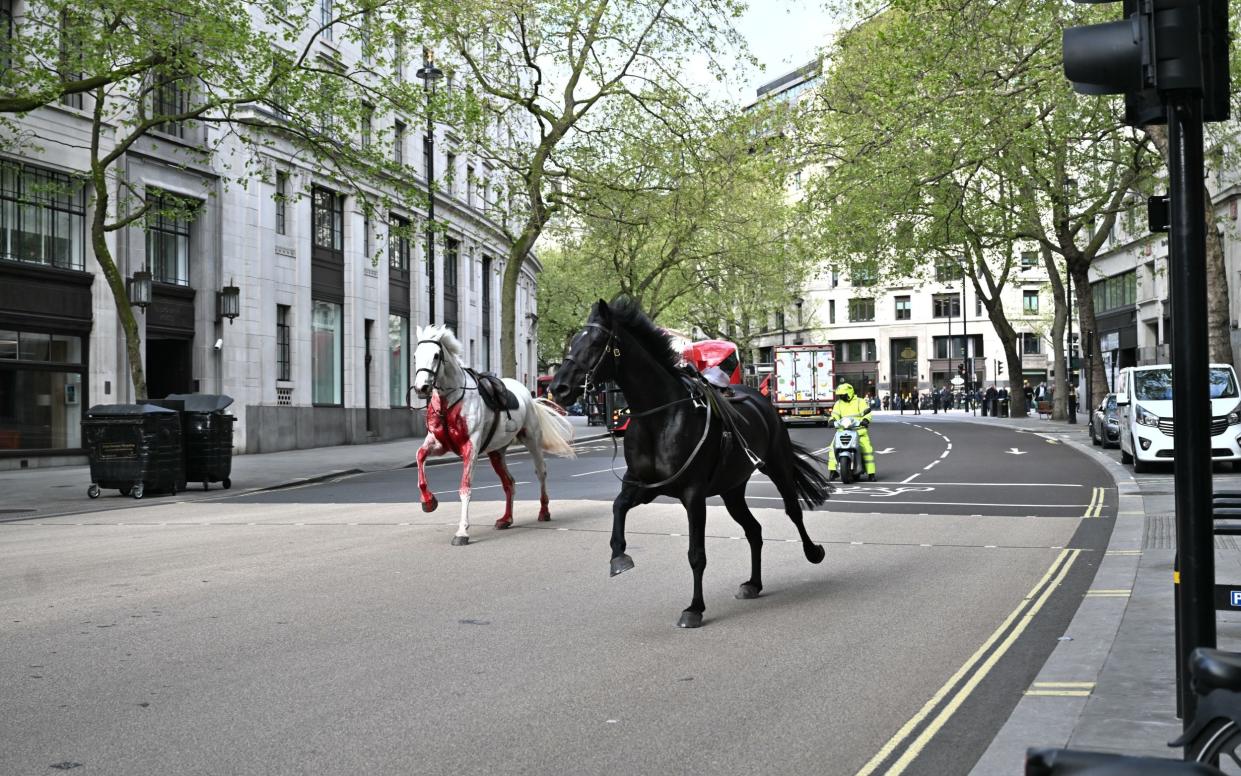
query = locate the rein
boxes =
[574,320,715,490]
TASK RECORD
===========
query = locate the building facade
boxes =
[0,7,539,469]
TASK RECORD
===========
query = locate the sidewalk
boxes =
[0,414,610,520]
[964,408,1236,771]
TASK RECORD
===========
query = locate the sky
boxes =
[728,0,841,104]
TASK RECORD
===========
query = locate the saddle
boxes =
[466,369,520,415]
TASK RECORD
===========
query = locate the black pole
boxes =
[962,263,973,414]
[1168,93,1215,734]
[1067,265,1076,423]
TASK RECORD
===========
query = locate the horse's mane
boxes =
[420,324,464,361]
[605,296,681,373]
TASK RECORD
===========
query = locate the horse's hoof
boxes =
[676,610,704,629]
[537,511,551,522]
[805,544,826,564]
[494,518,513,530]
[451,535,469,546]
[609,554,635,577]
[735,583,762,600]
[422,496,439,513]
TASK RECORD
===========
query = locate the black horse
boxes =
[549,297,831,628]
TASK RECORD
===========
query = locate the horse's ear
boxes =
[414,325,424,341]
[596,298,610,321]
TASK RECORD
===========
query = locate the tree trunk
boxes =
[1070,260,1108,411]
[90,171,148,400]
[1147,124,1233,365]
[1207,219,1233,365]
[1043,250,1069,421]
[1003,340,1026,416]
[501,221,542,379]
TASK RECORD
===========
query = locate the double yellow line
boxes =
[1082,487,1106,518]
[854,548,1081,776]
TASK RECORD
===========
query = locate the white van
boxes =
[1116,363,1241,472]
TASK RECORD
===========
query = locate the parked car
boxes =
[1089,393,1121,448]
[1116,363,1241,472]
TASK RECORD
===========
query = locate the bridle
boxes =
[561,322,619,395]
[410,338,466,409]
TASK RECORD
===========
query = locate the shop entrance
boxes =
[146,337,193,399]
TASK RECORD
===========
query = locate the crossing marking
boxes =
[1085,589,1131,598]
[1025,680,1095,698]
[854,549,1079,776]
[1106,550,1142,556]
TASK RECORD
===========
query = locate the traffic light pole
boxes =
[1167,92,1215,730]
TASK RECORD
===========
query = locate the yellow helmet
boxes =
[835,383,855,401]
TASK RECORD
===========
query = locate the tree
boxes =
[3,0,437,398]
[419,0,747,379]
[803,0,1162,417]
[537,101,812,362]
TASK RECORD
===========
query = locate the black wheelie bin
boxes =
[82,404,184,499]
[164,393,235,490]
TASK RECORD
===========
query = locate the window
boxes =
[389,314,409,406]
[145,190,195,286]
[363,214,371,259]
[393,121,405,165]
[1023,289,1040,315]
[1022,332,1043,355]
[0,162,86,270]
[388,214,409,276]
[466,165,475,207]
[274,172,288,235]
[976,297,983,317]
[445,152,457,196]
[312,186,343,251]
[59,12,83,109]
[360,104,373,148]
[320,0,333,41]
[152,76,191,138]
[828,299,836,324]
[851,264,878,287]
[276,305,291,381]
[1092,270,1137,313]
[932,293,961,319]
[831,270,839,288]
[444,236,459,328]
[848,297,874,322]
[935,257,960,283]
[0,328,85,451]
[894,296,911,321]
[837,340,876,362]
[933,335,982,359]
[1,0,12,72]
[1021,250,1038,270]
[312,300,342,405]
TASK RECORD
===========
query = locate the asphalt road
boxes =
[0,414,1115,776]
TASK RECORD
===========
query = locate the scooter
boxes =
[832,415,867,485]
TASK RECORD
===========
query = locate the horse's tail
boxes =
[789,441,831,509]
[532,398,577,458]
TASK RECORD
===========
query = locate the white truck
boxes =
[772,344,835,424]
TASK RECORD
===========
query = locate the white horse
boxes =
[412,325,576,545]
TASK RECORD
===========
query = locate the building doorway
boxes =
[890,337,918,401]
[146,337,193,399]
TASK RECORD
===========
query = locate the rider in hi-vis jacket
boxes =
[828,382,877,482]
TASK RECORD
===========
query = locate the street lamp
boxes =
[128,268,152,311]
[417,49,444,325]
[1063,177,1078,425]
[961,259,972,414]
[793,297,804,345]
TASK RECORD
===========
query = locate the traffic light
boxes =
[1062,0,1230,126]
[958,363,965,376]
[997,361,1005,377]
